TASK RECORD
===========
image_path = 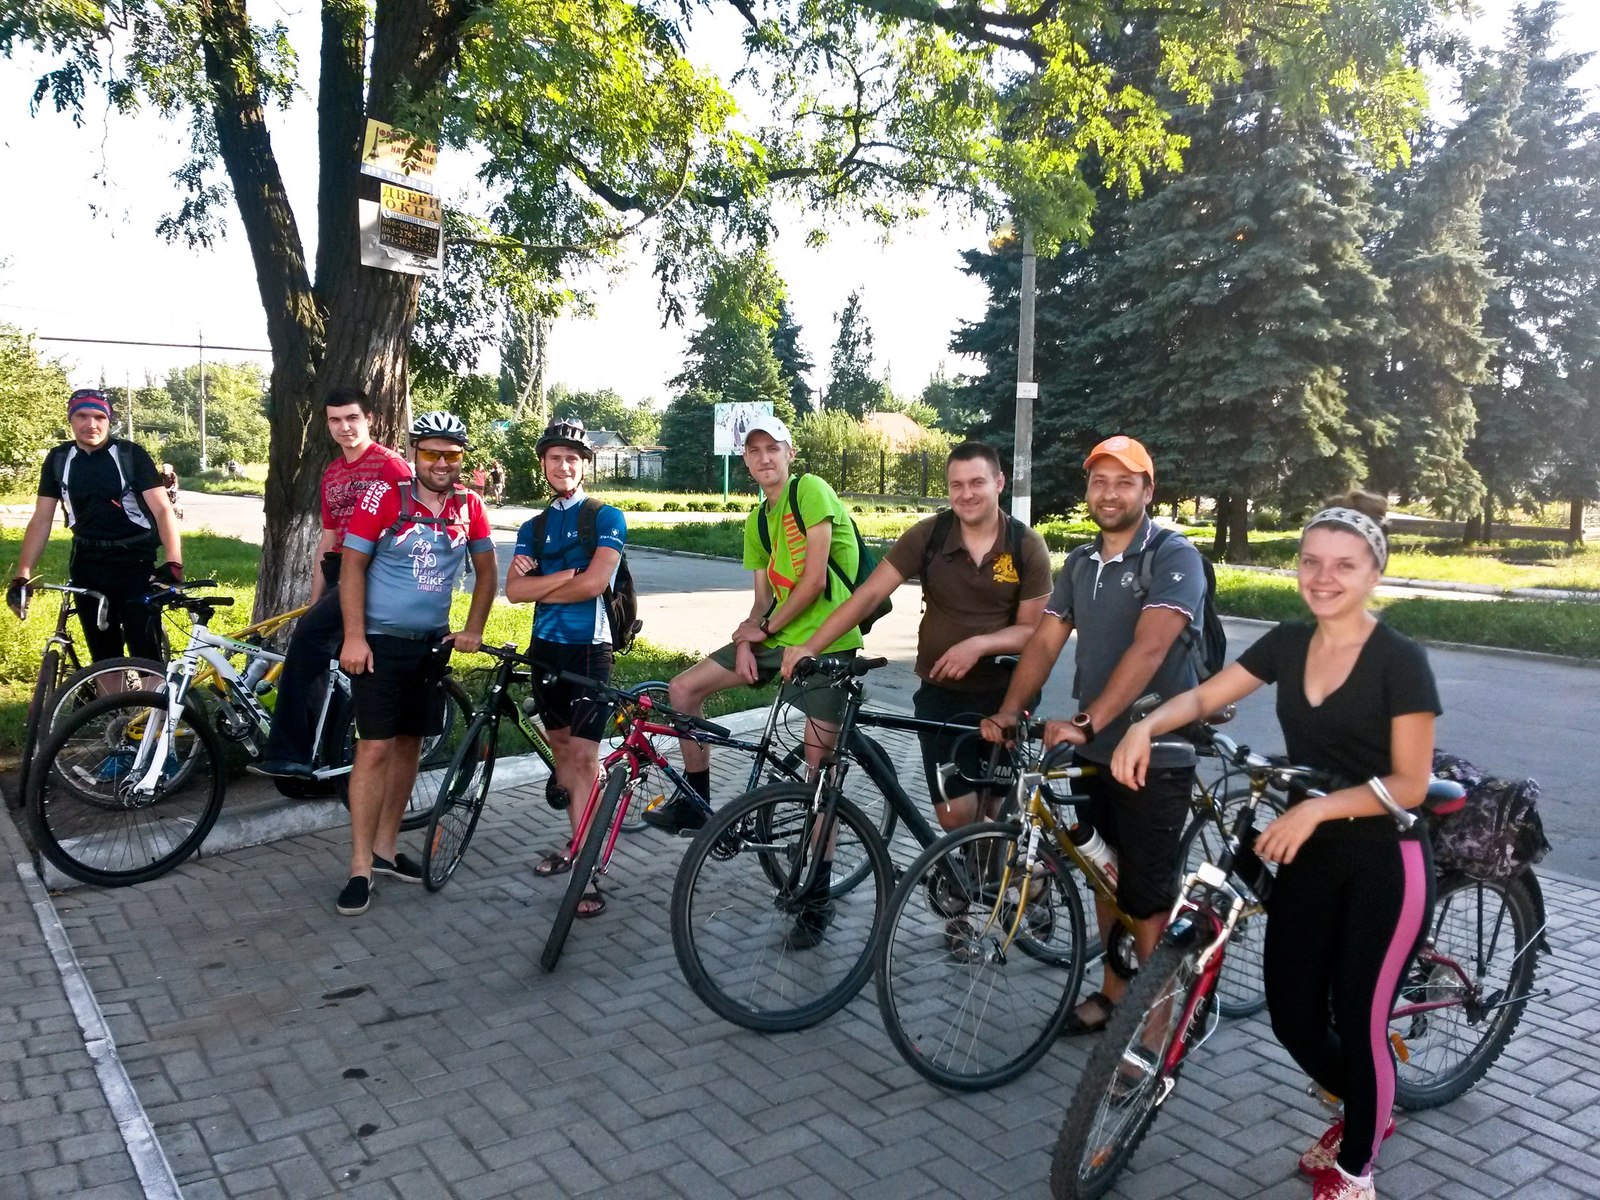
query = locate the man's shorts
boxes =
[531,639,614,742]
[351,633,450,741]
[911,681,1010,811]
[706,641,853,723]
[1074,762,1192,920]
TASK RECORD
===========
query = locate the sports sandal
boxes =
[1060,990,1116,1037]
[576,887,606,918]
[534,850,573,877]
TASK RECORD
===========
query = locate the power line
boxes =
[36,335,272,353]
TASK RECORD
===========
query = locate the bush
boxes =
[663,500,683,511]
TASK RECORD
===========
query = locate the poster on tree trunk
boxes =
[359,119,438,193]
[358,199,444,278]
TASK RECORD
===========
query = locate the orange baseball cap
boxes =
[1084,434,1155,480]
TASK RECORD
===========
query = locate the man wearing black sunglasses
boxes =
[332,411,496,916]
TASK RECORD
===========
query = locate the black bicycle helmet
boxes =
[409,410,470,446]
[535,417,594,461]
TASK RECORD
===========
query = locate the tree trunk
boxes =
[1482,490,1496,546]
[1226,495,1252,563]
[1569,498,1584,546]
[1212,494,1231,559]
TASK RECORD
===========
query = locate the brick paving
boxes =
[4,728,1599,1200]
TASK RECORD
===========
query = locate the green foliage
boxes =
[545,384,660,447]
[160,362,271,465]
[823,290,889,418]
[658,390,722,492]
[770,300,814,416]
[0,326,66,492]
[793,410,888,493]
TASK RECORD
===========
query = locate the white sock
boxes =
[1335,1162,1373,1188]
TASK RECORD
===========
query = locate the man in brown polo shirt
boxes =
[783,442,1051,829]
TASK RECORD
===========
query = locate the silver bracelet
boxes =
[1367,776,1415,830]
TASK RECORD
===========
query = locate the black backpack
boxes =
[1066,526,1225,680]
[918,508,1030,619]
[528,498,642,654]
[756,475,892,634]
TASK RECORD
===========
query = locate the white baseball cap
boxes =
[743,415,793,446]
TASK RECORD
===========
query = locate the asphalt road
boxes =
[14,490,1598,879]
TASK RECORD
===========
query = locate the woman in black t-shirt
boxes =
[1112,493,1439,1200]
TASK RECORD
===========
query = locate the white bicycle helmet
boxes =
[409,410,470,446]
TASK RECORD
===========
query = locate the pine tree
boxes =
[1355,60,1521,517]
[824,290,889,417]
[1469,2,1600,541]
[770,300,815,416]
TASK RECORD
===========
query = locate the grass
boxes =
[182,466,267,497]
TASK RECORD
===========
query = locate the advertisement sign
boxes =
[358,199,444,278]
[359,118,439,193]
[713,401,775,456]
[379,183,443,226]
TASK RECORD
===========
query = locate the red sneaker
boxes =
[1299,1117,1396,1176]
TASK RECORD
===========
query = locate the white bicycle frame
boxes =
[127,616,350,795]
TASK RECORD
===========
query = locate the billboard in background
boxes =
[713,401,774,456]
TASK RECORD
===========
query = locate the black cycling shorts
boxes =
[531,638,614,742]
[350,634,450,741]
[1075,762,1192,920]
[911,681,1010,811]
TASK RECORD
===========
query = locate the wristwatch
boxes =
[757,614,772,635]
[1070,711,1096,740]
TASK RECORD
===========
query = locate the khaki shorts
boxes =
[706,642,854,723]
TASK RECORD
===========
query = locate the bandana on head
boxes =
[68,389,112,419]
[1303,507,1387,572]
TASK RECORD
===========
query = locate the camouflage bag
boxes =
[1430,752,1551,879]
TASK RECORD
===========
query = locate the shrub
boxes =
[663,501,683,511]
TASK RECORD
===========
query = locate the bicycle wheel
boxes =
[1177,784,1280,1018]
[876,822,1088,1090]
[51,658,167,728]
[1391,871,1540,1109]
[671,782,892,1032]
[16,647,62,810]
[28,690,226,887]
[541,762,630,973]
[420,709,499,892]
[1051,938,1217,1200]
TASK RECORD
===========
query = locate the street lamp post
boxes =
[1012,224,1038,526]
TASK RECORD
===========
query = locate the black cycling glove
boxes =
[151,562,184,587]
[6,577,27,619]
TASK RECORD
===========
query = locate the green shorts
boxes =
[707,642,854,723]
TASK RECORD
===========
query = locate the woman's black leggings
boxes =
[1263,833,1434,1177]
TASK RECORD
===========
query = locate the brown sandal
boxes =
[576,887,606,918]
[1060,990,1116,1037]
[534,850,573,877]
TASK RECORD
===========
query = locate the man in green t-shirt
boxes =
[649,416,862,842]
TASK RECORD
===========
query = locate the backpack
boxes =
[756,474,892,635]
[1066,525,1226,680]
[1430,752,1552,879]
[918,508,1030,619]
[52,439,153,535]
[528,498,642,654]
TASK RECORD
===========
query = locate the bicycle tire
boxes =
[541,762,630,973]
[875,822,1088,1091]
[1177,784,1280,1018]
[1051,937,1216,1200]
[420,707,499,892]
[671,782,892,1032]
[28,689,227,887]
[16,647,62,810]
[1391,871,1540,1110]
[51,657,167,725]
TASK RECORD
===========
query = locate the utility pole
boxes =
[1012,223,1038,526]
[126,368,133,443]
[198,330,208,472]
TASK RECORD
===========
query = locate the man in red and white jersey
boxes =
[252,387,412,780]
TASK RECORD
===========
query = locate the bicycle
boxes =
[418,641,670,892]
[12,581,176,809]
[669,654,1002,1032]
[28,583,469,886]
[1049,729,1545,1199]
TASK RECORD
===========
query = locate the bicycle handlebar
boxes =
[18,581,110,630]
[789,653,890,684]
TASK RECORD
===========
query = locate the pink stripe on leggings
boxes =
[1363,838,1427,1174]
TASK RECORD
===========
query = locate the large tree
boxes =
[824,289,888,417]
[1468,2,1600,540]
[770,300,814,417]
[6,0,1439,611]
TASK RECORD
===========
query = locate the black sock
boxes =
[687,770,712,805]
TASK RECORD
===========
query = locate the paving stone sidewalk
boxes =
[5,728,1599,1200]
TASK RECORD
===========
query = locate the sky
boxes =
[0,1,1595,407]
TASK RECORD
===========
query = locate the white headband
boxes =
[1303,507,1387,572]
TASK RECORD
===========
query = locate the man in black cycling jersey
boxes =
[8,388,183,661]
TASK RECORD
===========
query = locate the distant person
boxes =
[225,458,243,478]
[251,387,411,781]
[782,442,1051,831]
[487,459,506,505]
[8,388,182,663]
[470,464,488,496]
[334,411,495,916]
